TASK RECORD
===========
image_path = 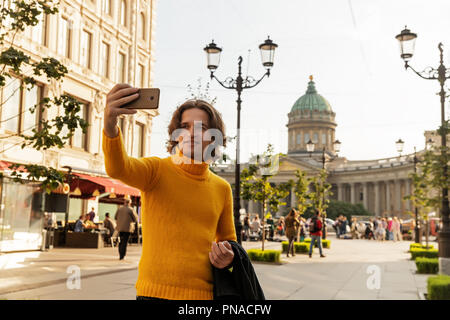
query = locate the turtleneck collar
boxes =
[170,145,211,180]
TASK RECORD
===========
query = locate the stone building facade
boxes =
[0,0,158,251]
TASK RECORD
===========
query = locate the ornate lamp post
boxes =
[396,138,405,157]
[396,26,450,273]
[204,37,278,244]
[306,139,315,157]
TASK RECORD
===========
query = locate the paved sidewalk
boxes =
[247,237,429,299]
[0,236,431,300]
[0,244,141,298]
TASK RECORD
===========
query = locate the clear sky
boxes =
[150,0,450,163]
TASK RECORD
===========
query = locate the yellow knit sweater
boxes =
[102,126,237,300]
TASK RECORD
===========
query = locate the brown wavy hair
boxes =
[166,99,227,156]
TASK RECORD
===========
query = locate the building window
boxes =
[313,133,319,143]
[117,52,126,83]
[120,0,127,26]
[136,63,144,87]
[322,133,326,145]
[72,102,88,150]
[1,76,42,135]
[22,84,42,136]
[304,133,310,144]
[296,133,301,145]
[103,0,112,16]
[132,122,144,158]
[138,12,145,40]
[32,13,47,46]
[81,30,92,69]
[57,16,71,58]
[100,41,110,79]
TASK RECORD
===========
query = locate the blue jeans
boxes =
[309,235,323,256]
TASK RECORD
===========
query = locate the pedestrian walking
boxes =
[309,211,326,258]
[299,217,306,243]
[381,218,388,241]
[103,212,116,240]
[340,216,348,237]
[350,217,359,239]
[285,209,300,257]
[103,87,237,300]
[243,214,250,241]
[114,199,138,260]
[375,217,385,241]
[334,215,342,238]
[392,217,403,242]
[276,216,285,238]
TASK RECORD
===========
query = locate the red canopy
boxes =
[73,172,140,197]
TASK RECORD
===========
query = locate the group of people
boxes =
[73,199,139,260]
[333,215,349,238]
[284,208,326,258]
[332,215,404,242]
[372,216,403,242]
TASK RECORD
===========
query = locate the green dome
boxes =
[291,77,332,113]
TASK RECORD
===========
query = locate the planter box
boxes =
[66,232,104,248]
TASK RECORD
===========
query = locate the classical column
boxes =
[350,183,356,204]
[386,181,391,215]
[374,181,380,216]
[394,180,401,215]
[290,186,296,208]
[337,183,344,202]
[363,182,369,211]
[405,179,412,211]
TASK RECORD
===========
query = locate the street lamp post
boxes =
[396,26,450,272]
[204,37,278,244]
[307,140,342,239]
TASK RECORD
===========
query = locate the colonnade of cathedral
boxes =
[242,178,414,219]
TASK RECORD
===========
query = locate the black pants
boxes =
[119,232,131,259]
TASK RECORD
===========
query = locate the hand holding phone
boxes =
[120,88,160,109]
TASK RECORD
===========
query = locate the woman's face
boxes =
[178,108,211,161]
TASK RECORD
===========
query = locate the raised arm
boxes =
[216,183,237,242]
[102,83,160,191]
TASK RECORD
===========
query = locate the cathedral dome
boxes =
[290,76,333,113]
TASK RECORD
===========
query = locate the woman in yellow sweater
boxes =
[102,83,237,300]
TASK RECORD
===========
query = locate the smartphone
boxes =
[121,88,160,109]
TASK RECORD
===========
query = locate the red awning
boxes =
[73,172,141,197]
[0,160,27,172]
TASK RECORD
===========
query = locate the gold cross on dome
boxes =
[309,75,313,81]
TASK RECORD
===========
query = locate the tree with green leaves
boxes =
[0,0,87,193]
[290,169,313,240]
[241,144,292,251]
[309,169,333,239]
[404,132,449,247]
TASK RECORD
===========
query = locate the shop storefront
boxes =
[0,177,45,252]
[0,161,141,252]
